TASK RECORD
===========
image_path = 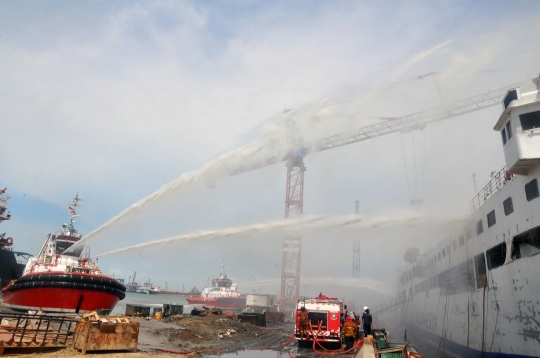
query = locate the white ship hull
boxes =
[381,79,540,358]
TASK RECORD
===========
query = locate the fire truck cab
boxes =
[295,294,343,347]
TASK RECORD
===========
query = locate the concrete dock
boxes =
[356,341,376,358]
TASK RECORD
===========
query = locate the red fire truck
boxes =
[295,294,343,348]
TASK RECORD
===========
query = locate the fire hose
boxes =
[308,321,364,356]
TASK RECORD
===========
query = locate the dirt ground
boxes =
[5,314,296,357]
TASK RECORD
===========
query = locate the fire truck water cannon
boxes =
[294,295,343,348]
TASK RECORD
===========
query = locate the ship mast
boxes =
[67,193,81,233]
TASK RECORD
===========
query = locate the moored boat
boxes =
[0,189,30,288]
[187,262,246,310]
[2,193,126,313]
[135,280,160,294]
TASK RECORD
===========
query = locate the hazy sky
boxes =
[1,1,539,303]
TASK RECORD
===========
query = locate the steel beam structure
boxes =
[305,86,510,152]
[280,118,305,310]
[234,85,512,177]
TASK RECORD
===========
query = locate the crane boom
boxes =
[233,84,513,178]
[305,85,511,153]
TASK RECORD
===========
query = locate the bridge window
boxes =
[474,253,487,289]
[438,252,441,261]
[459,236,464,247]
[525,179,540,201]
[486,243,507,270]
[506,121,513,139]
[520,110,540,131]
[442,248,446,258]
[487,210,496,228]
[503,197,514,216]
[501,128,507,145]
[477,220,483,235]
[453,240,457,251]
[512,226,540,260]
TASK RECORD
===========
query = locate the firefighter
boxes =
[343,316,358,350]
[299,306,310,340]
[340,304,348,327]
[352,311,362,338]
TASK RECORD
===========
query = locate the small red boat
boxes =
[187,262,246,310]
[2,194,125,313]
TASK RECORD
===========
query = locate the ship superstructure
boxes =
[385,74,540,357]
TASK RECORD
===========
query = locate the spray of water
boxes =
[67,40,455,255]
[96,212,465,258]
[240,276,392,296]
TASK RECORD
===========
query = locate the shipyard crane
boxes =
[231,81,513,310]
[274,83,512,310]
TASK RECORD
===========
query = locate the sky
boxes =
[1,0,540,305]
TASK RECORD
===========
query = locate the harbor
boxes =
[2,1,540,357]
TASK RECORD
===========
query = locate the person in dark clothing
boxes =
[362,307,373,336]
[340,304,348,327]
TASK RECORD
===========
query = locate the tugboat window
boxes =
[487,210,496,227]
[453,240,457,251]
[486,243,507,270]
[525,179,540,201]
[506,121,513,139]
[520,110,540,131]
[477,220,483,235]
[501,128,507,145]
[459,236,465,247]
[474,253,487,289]
[503,197,514,216]
[512,226,540,260]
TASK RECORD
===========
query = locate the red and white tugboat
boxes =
[187,262,246,310]
[2,193,126,313]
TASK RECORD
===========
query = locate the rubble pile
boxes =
[156,314,293,351]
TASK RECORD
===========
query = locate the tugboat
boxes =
[2,193,126,313]
[187,262,246,310]
[135,280,160,294]
[0,189,30,288]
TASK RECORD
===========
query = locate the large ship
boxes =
[380,74,540,357]
[2,193,126,313]
[0,189,30,288]
[187,262,246,310]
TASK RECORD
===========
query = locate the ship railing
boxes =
[371,296,406,315]
[0,312,77,353]
[470,166,510,211]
